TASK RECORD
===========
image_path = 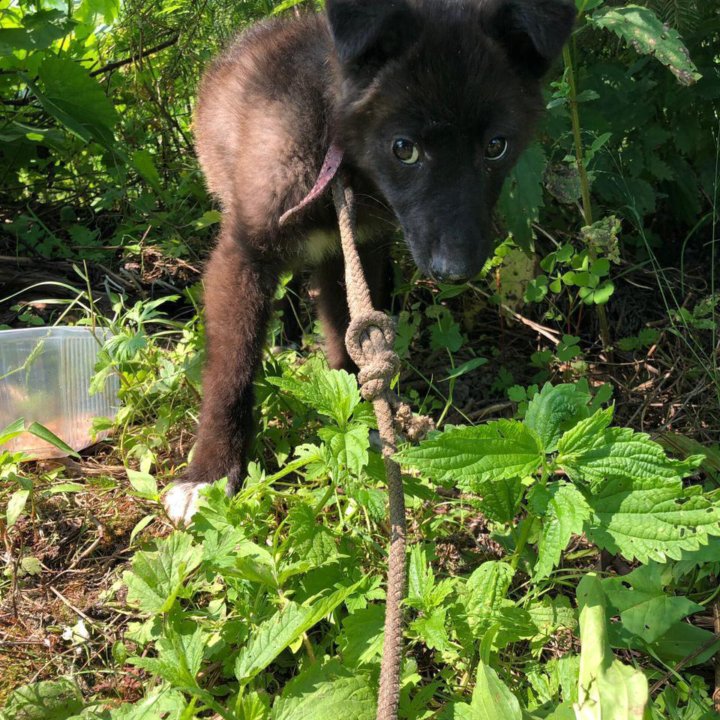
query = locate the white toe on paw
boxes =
[163,482,210,526]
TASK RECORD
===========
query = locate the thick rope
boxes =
[332,177,407,720]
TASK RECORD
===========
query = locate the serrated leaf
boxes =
[477,476,524,524]
[559,425,704,488]
[590,5,701,85]
[20,556,43,576]
[337,605,385,667]
[108,689,186,720]
[602,564,702,643]
[556,407,614,459]
[460,561,515,637]
[0,679,84,720]
[411,607,450,651]
[527,596,577,646]
[574,574,649,720]
[287,503,337,566]
[271,659,376,720]
[587,475,720,563]
[318,423,369,477]
[236,690,270,720]
[235,581,361,683]
[267,360,360,427]
[131,627,204,688]
[398,420,543,491]
[524,383,592,453]
[123,532,202,614]
[534,483,592,580]
[407,544,435,608]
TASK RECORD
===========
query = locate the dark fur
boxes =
[188,0,576,492]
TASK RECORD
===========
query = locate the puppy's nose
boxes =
[429,254,470,283]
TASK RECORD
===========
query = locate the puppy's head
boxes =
[327,0,576,282]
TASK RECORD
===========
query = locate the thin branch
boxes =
[89,34,179,77]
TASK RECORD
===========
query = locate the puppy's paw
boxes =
[163,481,210,526]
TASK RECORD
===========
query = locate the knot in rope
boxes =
[357,350,400,401]
[345,311,400,401]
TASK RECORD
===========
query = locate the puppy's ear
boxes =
[326,0,420,70]
[486,0,576,77]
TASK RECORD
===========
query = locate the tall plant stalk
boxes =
[563,44,612,351]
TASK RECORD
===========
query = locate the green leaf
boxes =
[498,143,546,249]
[318,423,369,477]
[108,689,186,720]
[0,11,73,54]
[556,407,614,459]
[123,532,202,614]
[526,596,577,647]
[236,690,270,720]
[0,679,84,720]
[534,482,592,580]
[7,488,30,528]
[442,357,488,381]
[586,474,720,564]
[21,556,43,576]
[643,621,720,667]
[131,150,162,193]
[234,540,279,588]
[602,564,702,643]
[286,503,337,566]
[459,561,515,637]
[235,582,361,684]
[524,383,592,453]
[411,607,450,651]
[397,420,543,492]
[559,424,704,488]
[35,57,118,145]
[407,545,435,608]
[454,662,522,720]
[126,469,158,499]
[131,627,205,689]
[575,574,649,720]
[428,305,464,353]
[590,5,702,85]
[27,422,80,458]
[477,476,524,524]
[271,659,376,720]
[192,209,222,230]
[0,418,25,446]
[268,361,360,427]
[337,605,385,667]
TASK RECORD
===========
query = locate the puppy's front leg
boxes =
[165,227,280,524]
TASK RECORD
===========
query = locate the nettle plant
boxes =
[17,366,707,720]
[400,381,719,576]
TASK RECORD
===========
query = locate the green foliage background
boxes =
[1,0,720,719]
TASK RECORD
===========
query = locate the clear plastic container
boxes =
[0,326,120,459]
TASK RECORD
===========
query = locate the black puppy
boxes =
[165,0,576,523]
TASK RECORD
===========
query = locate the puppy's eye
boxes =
[485,137,508,161]
[392,138,420,165]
